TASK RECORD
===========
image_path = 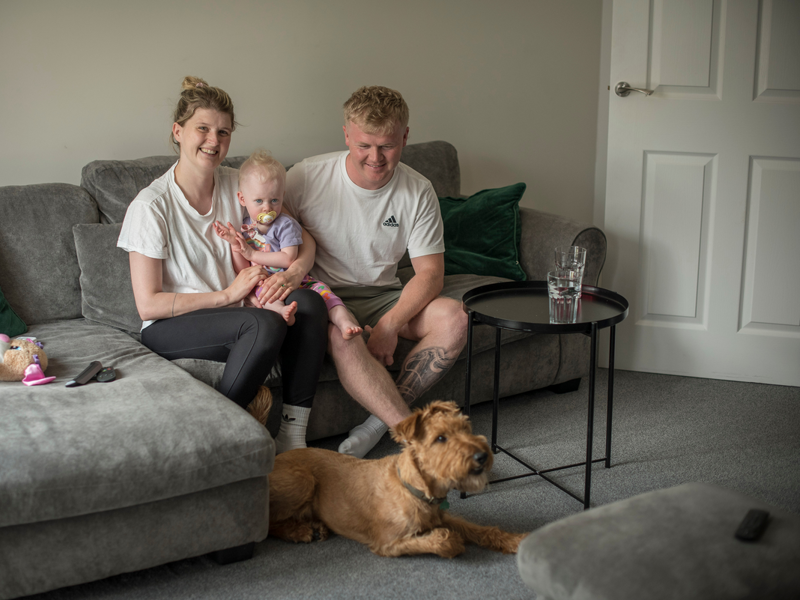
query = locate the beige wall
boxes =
[0,0,602,222]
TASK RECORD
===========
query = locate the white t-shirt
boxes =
[117,162,243,329]
[284,151,444,288]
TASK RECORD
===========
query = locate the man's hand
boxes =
[365,321,400,367]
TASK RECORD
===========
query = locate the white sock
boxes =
[337,415,389,458]
[275,404,311,454]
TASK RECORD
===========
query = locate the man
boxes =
[283,85,468,457]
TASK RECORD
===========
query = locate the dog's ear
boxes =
[425,400,461,416]
[390,411,422,446]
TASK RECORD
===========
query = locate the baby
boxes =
[214,150,362,339]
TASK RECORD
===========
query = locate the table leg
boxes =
[584,322,597,510]
[492,328,501,453]
[606,325,616,469]
[464,313,474,419]
[461,314,475,501]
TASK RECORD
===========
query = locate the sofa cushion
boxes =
[0,184,98,325]
[517,482,800,600]
[439,183,528,282]
[80,156,246,224]
[0,319,273,528]
[73,223,142,333]
[0,283,26,337]
[399,141,461,198]
[174,357,284,391]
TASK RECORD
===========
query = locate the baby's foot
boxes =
[330,305,363,340]
[340,321,363,340]
[283,301,298,326]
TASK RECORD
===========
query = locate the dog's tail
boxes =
[247,386,273,426]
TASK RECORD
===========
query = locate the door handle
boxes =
[614,82,654,97]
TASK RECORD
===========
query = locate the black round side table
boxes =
[462,281,629,509]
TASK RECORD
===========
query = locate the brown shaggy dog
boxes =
[268,400,528,557]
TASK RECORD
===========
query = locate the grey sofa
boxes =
[0,141,606,598]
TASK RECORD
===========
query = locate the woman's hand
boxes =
[227,265,269,305]
[243,291,264,308]
[257,264,304,305]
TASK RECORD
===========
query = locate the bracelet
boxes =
[171,293,177,318]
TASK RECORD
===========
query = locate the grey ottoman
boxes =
[517,483,800,600]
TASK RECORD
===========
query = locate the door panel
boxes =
[755,0,800,101]
[741,157,800,331]
[651,0,714,88]
[641,152,714,324]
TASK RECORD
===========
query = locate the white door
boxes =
[603,0,800,386]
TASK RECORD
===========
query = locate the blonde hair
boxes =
[343,85,409,135]
[238,149,286,189]
[171,76,237,152]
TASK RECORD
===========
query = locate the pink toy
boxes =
[22,363,56,386]
[0,334,55,385]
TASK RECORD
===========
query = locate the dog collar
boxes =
[397,468,449,509]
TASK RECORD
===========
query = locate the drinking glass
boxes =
[548,270,581,324]
[554,245,587,297]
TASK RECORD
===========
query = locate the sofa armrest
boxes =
[518,207,607,286]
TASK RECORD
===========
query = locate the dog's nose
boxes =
[473,452,488,466]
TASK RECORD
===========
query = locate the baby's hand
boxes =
[232,231,255,260]
[213,221,239,246]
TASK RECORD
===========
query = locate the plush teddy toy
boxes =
[0,334,55,385]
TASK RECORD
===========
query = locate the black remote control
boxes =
[96,367,116,383]
[65,361,103,387]
[735,509,770,541]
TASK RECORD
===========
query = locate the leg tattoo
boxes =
[395,347,456,406]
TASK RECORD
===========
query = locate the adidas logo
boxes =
[382,215,399,227]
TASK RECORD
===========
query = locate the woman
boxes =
[117,76,328,453]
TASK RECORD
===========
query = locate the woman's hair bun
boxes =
[181,76,209,92]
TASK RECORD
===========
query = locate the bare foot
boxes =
[340,324,363,340]
[329,305,362,340]
[283,301,298,326]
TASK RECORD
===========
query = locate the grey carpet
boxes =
[28,370,800,600]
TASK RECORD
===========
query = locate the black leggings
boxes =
[141,289,328,409]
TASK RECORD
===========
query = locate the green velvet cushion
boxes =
[0,283,26,337]
[439,183,527,281]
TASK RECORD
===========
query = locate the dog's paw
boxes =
[271,519,329,544]
[310,521,330,542]
[292,522,330,543]
[493,531,528,554]
[430,528,466,558]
